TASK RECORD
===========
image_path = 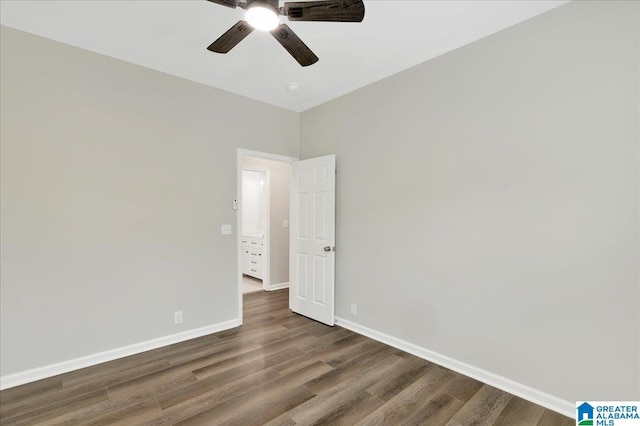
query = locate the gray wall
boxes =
[300,0,639,402]
[242,156,291,286]
[0,27,299,375]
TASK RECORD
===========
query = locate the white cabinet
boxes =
[242,168,266,281]
[242,236,264,279]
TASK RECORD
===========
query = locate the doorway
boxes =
[241,167,268,293]
[237,149,298,319]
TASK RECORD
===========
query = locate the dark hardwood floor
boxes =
[0,289,573,425]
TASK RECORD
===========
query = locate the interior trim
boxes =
[334,316,575,419]
[0,318,241,390]
[267,281,290,291]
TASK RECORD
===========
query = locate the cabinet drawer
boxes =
[243,257,262,275]
[243,247,263,258]
[243,254,262,267]
[242,236,264,248]
[242,247,263,279]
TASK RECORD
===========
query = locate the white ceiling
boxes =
[0,0,568,112]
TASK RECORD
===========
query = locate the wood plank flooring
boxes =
[0,289,574,425]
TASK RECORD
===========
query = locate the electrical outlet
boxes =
[283,220,289,228]
[174,311,183,324]
[350,303,357,316]
[221,224,232,235]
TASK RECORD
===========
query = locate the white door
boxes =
[289,155,336,326]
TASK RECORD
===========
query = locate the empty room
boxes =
[1,0,638,425]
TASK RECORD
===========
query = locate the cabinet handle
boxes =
[251,261,257,264]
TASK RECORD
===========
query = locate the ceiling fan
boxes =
[206,0,365,66]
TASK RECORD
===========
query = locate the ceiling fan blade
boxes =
[270,24,319,67]
[283,0,365,22]
[206,0,240,9]
[208,21,254,54]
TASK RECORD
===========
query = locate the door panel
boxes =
[289,155,336,326]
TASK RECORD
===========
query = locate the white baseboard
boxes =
[334,316,575,419]
[266,281,289,291]
[0,318,241,390]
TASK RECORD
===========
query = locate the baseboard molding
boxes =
[0,318,241,390]
[334,316,575,419]
[266,281,289,291]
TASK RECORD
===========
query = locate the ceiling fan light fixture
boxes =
[207,0,365,66]
[246,4,279,31]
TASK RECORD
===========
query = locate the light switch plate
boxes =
[221,224,232,235]
[283,220,289,228]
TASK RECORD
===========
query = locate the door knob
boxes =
[324,246,334,252]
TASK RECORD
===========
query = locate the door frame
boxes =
[236,149,298,324]
[241,166,270,290]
